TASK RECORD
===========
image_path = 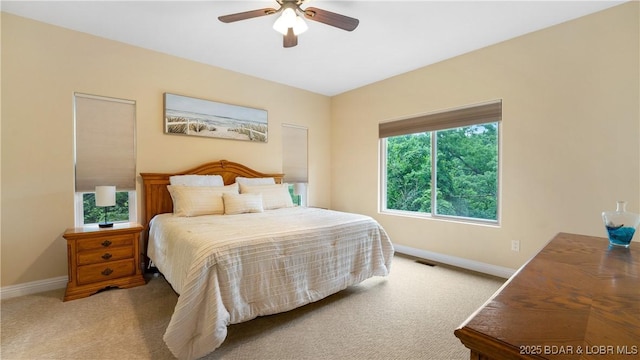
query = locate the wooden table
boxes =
[455,232,640,359]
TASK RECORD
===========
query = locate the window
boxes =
[74,93,137,226]
[380,101,501,223]
[77,191,136,225]
[282,124,308,206]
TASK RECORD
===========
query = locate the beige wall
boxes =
[0,13,331,286]
[331,2,639,270]
[2,2,639,288]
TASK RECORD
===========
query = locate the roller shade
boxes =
[75,93,136,192]
[282,124,308,183]
[379,100,502,138]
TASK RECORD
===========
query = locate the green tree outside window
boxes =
[385,122,498,221]
[83,192,130,224]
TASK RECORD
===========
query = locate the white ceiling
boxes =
[1,0,626,96]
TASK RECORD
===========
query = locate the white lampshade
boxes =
[292,16,308,35]
[293,182,306,196]
[95,186,116,207]
[273,8,308,36]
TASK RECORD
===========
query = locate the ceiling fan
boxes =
[218,0,359,48]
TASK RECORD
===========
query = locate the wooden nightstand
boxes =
[63,223,146,301]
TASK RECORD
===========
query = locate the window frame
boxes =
[73,92,137,227]
[379,109,501,225]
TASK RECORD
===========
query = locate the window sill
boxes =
[379,209,500,228]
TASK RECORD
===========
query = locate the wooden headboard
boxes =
[139,159,284,229]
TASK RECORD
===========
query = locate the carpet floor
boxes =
[1,254,505,360]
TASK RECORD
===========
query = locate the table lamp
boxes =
[95,186,116,228]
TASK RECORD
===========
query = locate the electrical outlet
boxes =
[511,240,520,252]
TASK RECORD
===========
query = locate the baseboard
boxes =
[393,244,516,279]
[1,276,68,300]
[0,247,514,299]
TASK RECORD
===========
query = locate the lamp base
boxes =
[98,222,114,228]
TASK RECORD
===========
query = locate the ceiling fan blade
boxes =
[303,7,359,31]
[218,8,277,23]
[283,28,298,48]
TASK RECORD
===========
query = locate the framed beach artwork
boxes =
[163,93,268,142]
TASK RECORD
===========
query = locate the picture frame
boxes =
[164,93,268,142]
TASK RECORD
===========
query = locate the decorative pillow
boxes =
[223,193,264,215]
[239,183,294,210]
[167,184,238,217]
[235,177,276,185]
[169,174,224,187]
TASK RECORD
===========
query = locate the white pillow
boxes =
[169,174,224,187]
[167,183,238,217]
[239,183,294,210]
[235,177,276,185]
[223,193,264,215]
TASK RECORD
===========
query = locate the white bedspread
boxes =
[148,207,394,360]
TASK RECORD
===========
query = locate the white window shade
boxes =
[282,124,308,183]
[75,93,136,192]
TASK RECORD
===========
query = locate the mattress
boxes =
[148,206,394,360]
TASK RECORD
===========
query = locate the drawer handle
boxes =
[101,268,113,276]
[101,253,112,260]
[101,240,112,247]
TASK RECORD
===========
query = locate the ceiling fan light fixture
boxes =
[219,0,359,48]
[293,15,308,35]
[273,8,307,36]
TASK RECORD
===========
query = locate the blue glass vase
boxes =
[602,201,640,248]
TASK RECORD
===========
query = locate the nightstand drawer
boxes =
[77,259,136,285]
[77,234,133,252]
[77,247,134,265]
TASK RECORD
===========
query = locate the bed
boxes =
[140,160,394,360]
